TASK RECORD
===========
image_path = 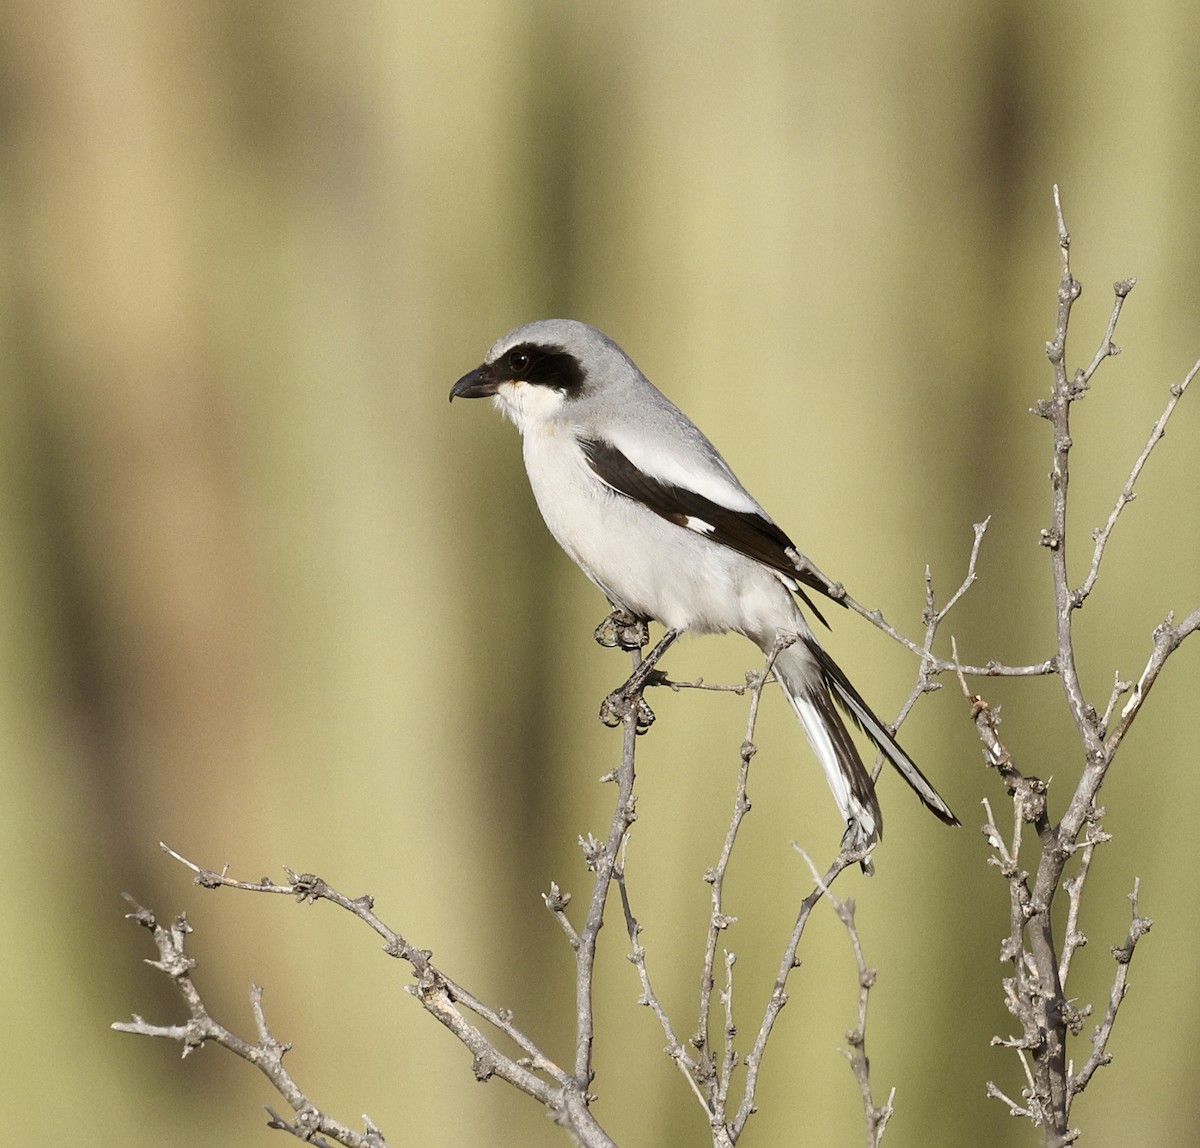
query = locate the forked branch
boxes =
[968,185,1192,1147]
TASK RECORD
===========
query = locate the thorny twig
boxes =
[1075,358,1199,607]
[796,846,896,1147]
[1069,880,1153,1096]
[788,538,1056,681]
[965,186,1188,1146]
[696,637,795,1071]
[732,844,869,1140]
[572,669,643,1099]
[612,633,881,1145]
[120,847,616,1147]
[112,897,389,1148]
[864,516,995,785]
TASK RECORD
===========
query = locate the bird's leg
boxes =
[598,628,681,734]
[594,607,651,652]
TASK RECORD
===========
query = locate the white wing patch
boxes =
[683,515,715,534]
[604,427,761,515]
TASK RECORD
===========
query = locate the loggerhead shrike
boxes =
[450,319,958,855]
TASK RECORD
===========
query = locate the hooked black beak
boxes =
[449,365,499,401]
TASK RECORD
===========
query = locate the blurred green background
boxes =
[2,2,1197,1145]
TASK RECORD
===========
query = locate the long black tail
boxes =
[800,635,959,826]
[772,640,884,847]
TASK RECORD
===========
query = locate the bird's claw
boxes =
[594,610,650,651]
[597,627,677,735]
[598,694,623,728]
[598,691,657,734]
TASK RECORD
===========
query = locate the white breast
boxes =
[520,426,798,641]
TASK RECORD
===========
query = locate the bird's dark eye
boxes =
[506,350,531,374]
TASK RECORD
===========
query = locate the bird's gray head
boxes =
[449,319,640,431]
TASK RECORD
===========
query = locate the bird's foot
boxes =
[599,689,659,734]
[594,609,650,652]
[596,628,680,736]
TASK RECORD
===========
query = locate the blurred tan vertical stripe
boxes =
[5,1,276,839]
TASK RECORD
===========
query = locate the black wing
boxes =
[579,437,843,629]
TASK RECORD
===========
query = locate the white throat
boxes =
[491,379,567,433]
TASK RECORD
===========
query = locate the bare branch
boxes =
[113,898,389,1148]
[573,676,642,1095]
[612,840,712,1120]
[133,852,635,1146]
[665,675,756,695]
[717,951,738,1122]
[543,882,581,950]
[1104,605,1200,755]
[732,845,864,1138]
[986,1080,1037,1122]
[696,639,791,1074]
[1068,880,1152,1096]
[161,847,571,1085]
[1058,841,1094,989]
[867,518,998,783]
[967,187,1194,1146]
[1076,275,1136,389]
[832,893,894,1146]
[1058,808,1113,990]
[1076,356,1198,606]
[1039,185,1108,755]
[788,537,1056,681]
[929,516,992,626]
[1098,672,1133,738]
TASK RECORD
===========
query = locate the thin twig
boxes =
[732,846,864,1138]
[1105,605,1200,756]
[128,851,628,1147]
[543,882,581,950]
[930,517,992,626]
[572,684,641,1096]
[1076,276,1135,388]
[987,1080,1036,1122]
[113,898,389,1148]
[717,951,738,1120]
[1058,810,1112,988]
[158,847,569,1082]
[787,540,1054,680]
[665,675,757,695]
[612,839,712,1118]
[696,638,792,1074]
[1040,184,1105,755]
[968,187,1193,1146]
[1068,880,1152,1096]
[1098,672,1132,739]
[868,518,995,783]
[794,847,894,1146]
[1076,356,1199,606]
